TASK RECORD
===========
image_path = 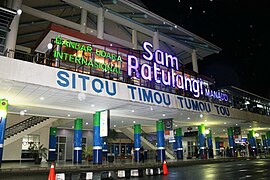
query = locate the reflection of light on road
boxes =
[239,169,248,172]
[245,175,252,178]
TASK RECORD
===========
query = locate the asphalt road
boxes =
[1,159,270,179]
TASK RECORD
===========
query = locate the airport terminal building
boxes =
[0,0,270,165]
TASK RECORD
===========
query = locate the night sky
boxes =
[141,0,270,99]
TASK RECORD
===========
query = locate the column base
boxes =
[93,149,102,164]
[157,149,166,162]
[177,150,183,160]
[74,150,82,164]
[200,148,207,159]
[134,150,140,162]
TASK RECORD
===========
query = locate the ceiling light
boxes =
[150,106,153,111]
[86,122,89,125]
[24,110,27,112]
[131,110,134,112]
[190,7,192,10]
[17,9,22,15]
[187,117,190,120]
[224,122,227,125]
[205,120,207,122]
[47,43,53,50]
[40,97,44,101]
[122,120,124,123]
[67,114,71,117]
[72,126,74,128]
[162,114,166,117]
[110,44,113,46]
[133,121,136,124]
[249,126,252,128]
[113,125,116,127]
[175,125,178,127]
[174,25,177,28]
[255,133,259,137]
[236,124,238,126]
[19,110,25,116]
[91,104,95,107]
[205,129,210,135]
[223,129,225,131]
[200,114,203,118]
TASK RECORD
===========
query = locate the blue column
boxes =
[134,124,141,162]
[175,128,183,160]
[207,130,213,158]
[198,124,206,159]
[102,138,108,161]
[249,130,257,157]
[0,99,8,167]
[48,127,57,161]
[227,127,235,157]
[266,132,270,154]
[156,121,165,162]
[262,135,267,154]
[74,118,83,163]
[93,112,102,164]
[215,137,220,156]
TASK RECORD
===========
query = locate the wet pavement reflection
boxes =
[1,159,270,180]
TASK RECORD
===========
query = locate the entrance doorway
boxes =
[56,136,67,161]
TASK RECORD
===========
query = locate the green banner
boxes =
[134,124,141,134]
[50,127,57,136]
[156,120,164,131]
[93,112,100,126]
[176,128,182,136]
[227,127,233,136]
[74,118,83,130]
[198,124,205,134]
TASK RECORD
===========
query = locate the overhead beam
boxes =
[167,34,194,41]
[19,15,80,27]
[18,30,44,38]
[62,0,193,53]
[120,12,147,18]
[144,23,173,30]
[36,4,71,11]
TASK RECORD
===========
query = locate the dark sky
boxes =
[141,0,270,99]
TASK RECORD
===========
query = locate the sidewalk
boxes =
[0,157,260,175]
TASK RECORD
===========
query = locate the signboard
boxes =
[100,110,109,137]
[184,131,198,137]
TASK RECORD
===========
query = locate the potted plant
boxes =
[28,143,48,164]
[83,146,93,161]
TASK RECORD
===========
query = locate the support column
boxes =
[215,137,220,156]
[261,135,267,154]
[97,8,104,39]
[207,130,213,158]
[267,131,270,153]
[156,121,165,162]
[93,112,102,164]
[248,130,257,157]
[192,49,199,73]
[198,124,206,159]
[134,124,141,162]
[5,0,22,58]
[175,128,183,160]
[74,118,83,163]
[48,127,57,161]
[153,31,159,51]
[80,8,87,34]
[0,99,8,167]
[132,29,138,50]
[102,138,108,161]
[227,127,235,157]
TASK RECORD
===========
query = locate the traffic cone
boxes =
[162,160,169,175]
[48,162,56,180]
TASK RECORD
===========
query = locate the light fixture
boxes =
[131,110,134,112]
[78,92,86,101]
[190,6,192,10]
[150,106,153,111]
[40,97,44,101]
[249,126,252,128]
[19,110,25,116]
[17,9,22,15]
[133,121,136,124]
[47,43,53,50]
[174,25,177,28]
[224,122,227,125]
[162,114,166,117]
[205,120,207,122]
[187,117,190,120]
[121,120,124,123]
[110,44,113,46]
[200,114,203,118]
[86,122,89,125]
[72,126,74,128]
[236,124,238,126]
[91,104,95,107]
[255,133,259,137]
[24,110,27,112]
[113,125,116,127]
[205,129,210,135]
[67,114,71,117]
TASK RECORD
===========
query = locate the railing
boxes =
[4,116,49,139]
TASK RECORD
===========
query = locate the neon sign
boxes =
[127,42,228,101]
[53,36,122,74]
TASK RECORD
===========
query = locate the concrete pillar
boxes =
[74,118,83,163]
[5,0,22,58]
[48,127,57,161]
[93,112,102,164]
[153,31,159,51]
[132,29,138,50]
[80,8,87,34]
[207,130,213,158]
[192,49,199,73]
[198,124,206,159]
[227,127,235,157]
[156,120,165,162]
[175,128,183,160]
[0,99,8,167]
[97,8,104,39]
[134,124,141,162]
